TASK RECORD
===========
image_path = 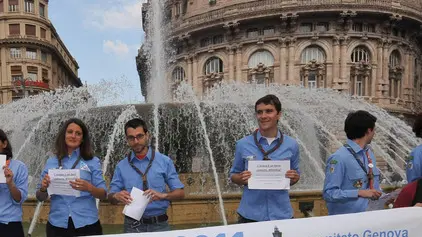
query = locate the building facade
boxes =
[0,0,81,104]
[138,0,422,114]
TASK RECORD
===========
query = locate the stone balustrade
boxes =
[171,0,422,35]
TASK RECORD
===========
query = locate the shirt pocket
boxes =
[148,169,166,192]
[346,170,367,189]
[276,151,293,161]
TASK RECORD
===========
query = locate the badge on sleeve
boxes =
[406,155,414,161]
[330,166,335,173]
[329,160,338,165]
[407,162,413,170]
[353,180,363,188]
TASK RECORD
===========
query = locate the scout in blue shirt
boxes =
[406,114,422,183]
[230,94,300,222]
[36,118,107,237]
[323,110,382,215]
[0,129,28,237]
[108,118,185,233]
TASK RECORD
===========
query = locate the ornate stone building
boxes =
[138,0,422,114]
[0,0,81,104]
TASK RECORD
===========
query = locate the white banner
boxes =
[97,208,421,237]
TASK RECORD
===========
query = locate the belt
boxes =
[141,214,168,224]
[127,214,168,224]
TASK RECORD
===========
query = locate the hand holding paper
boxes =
[123,187,151,221]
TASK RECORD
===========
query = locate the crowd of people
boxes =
[0,94,421,237]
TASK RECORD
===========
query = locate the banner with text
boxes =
[97,208,421,237]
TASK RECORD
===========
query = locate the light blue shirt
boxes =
[323,139,381,215]
[109,148,184,218]
[406,144,422,183]
[229,130,300,221]
[37,148,107,228]
[0,159,28,224]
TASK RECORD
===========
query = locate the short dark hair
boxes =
[0,129,13,159]
[124,118,148,135]
[344,110,377,140]
[55,118,93,160]
[255,94,282,113]
[412,113,422,138]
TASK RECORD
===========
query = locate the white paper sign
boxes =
[47,169,80,197]
[0,155,6,183]
[248,160,290,190]
[123,187,151,221]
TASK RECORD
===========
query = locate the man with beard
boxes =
[323,110,382,215]
[230,94,300,222]
[108,118,184,233]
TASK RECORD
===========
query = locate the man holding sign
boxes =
[108,118,185,233]
[230,94,300,223]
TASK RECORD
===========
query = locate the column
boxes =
[186,56,192,86]
[279,38,287,83]
[287,37,295,82]
[228,47,234,80]
[382,43,389,84]
[19,0,24,13]
[235,46,242,81]
[376,41,383,97]
[371,66,376,96]
[340,38,348,82]
[332,37,340,86]
[192,54,199,96]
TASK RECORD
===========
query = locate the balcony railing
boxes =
[172,0,422,32]
[14,80,49,89]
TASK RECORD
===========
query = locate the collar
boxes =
[67,148,81,159]
[346,139,369,153]
[129,147,152,162]
[256,129,282,141]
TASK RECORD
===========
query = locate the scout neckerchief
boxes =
[58,156,82,170]
[5,159,10,167]
[344,144,374,189]
[127,149,155,191]
[253,129,284,160]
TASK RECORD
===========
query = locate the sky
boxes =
[49,0,147,104]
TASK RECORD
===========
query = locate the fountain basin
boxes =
[22,190,326,225]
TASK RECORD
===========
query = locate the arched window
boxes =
[300,46,326,88]
[388,50,403,98]
[389,50,401,67]
[172,66,185,82]
[351,46,370,63]
[247,50,274,85]
[248,50,274,68]
[300,46,325,64]
[204,57,223,75]
[350,47,372,96]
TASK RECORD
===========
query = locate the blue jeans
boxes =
[123,216,171,233]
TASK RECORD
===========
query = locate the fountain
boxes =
[0,0,419,235]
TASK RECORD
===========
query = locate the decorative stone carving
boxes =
[389,65,404,81]
[248,63,272,85]
[204,72,223,88]
[351,61,372,76]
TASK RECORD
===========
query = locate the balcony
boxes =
[170,0,422,35]
[14,80,49,89]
